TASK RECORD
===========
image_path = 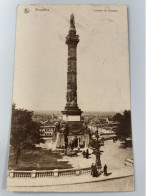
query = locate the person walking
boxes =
[103,164,107,176]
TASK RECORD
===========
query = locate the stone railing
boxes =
[8,167,91,178]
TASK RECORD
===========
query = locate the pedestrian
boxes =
[74,136,78,148]
[82,150,86,158]
[103,164,107,176]
[86,149,89,159]
[93,164,98,177]
[91,163,94,176]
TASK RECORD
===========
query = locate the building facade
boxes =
[40,125,56,137]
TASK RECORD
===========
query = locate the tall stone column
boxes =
[62,14,82,122]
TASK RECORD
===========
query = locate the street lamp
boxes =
[95,126,102,169]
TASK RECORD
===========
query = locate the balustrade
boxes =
[8,167,91,178]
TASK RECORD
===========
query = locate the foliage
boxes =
[10,104,44,164]
[113,113,123,122]
[113,110,132,139]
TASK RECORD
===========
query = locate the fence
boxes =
[8,167,91,178]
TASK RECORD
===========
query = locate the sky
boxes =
[13,4,131,112]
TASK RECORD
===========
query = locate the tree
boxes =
[113,110,132,140]
[10,104,44,164]
[113,113,123,122]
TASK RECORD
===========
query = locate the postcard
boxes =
[7,4,134,192]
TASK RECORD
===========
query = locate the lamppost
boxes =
[95,126,102,169]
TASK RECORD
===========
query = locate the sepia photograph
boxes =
[7,4,134,192]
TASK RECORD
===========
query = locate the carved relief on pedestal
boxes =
[66,89,77,106]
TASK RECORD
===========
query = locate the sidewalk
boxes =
[7,167,134,189]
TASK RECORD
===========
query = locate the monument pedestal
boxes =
[62,105,82,122]
[54,121,89,149]
[62,114,80,121]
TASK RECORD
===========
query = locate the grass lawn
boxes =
[8,147,72,171]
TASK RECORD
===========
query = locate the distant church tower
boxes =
[62,13,82,122]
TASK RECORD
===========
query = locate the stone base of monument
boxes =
[62,114,81,121]
[54,132,65,148]
[54,132,89,149]
[52,121,90,149]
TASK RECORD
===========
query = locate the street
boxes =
[8,176,134,192]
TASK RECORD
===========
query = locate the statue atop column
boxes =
[70,13,75,30]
